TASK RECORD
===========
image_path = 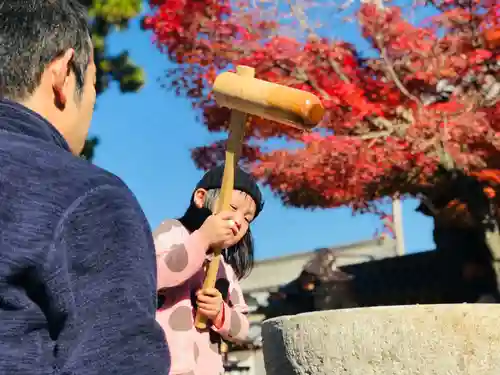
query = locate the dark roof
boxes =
[332,249,489,307]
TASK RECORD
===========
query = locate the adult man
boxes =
[0,1,169,374]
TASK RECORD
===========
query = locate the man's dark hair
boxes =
[0,0,91,101]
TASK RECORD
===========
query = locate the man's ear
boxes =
[48,49,75,109]
[193,188,207,209]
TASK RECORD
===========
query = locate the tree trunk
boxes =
[485,224,500,297]
[418,168,500,302]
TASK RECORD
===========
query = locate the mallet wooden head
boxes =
[212,71,325,130]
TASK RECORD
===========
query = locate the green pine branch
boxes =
[80,0,144,161]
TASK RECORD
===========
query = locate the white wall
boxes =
[226,349,266,375]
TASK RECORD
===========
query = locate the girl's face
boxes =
[194,189,257,247]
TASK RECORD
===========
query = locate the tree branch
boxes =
[360,130,393,139]
[379,45,422,104]
[328,58,350,83]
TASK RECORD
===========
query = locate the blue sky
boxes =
[90,4,436,260]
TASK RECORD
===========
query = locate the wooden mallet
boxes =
[194,65,325,329]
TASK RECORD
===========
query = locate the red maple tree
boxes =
[144,0,499,205]
[143,0,500,266]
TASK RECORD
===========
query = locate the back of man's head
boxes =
[0,0,91,101]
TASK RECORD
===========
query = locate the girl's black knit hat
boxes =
[195,164,264,218]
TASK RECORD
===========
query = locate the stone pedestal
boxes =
[262,304,500,375]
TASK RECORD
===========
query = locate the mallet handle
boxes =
[194,66,255,330]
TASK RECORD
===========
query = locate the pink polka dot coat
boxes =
[153,219,249,375]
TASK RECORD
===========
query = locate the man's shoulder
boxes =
[65,155,129,194]
[0,134,137,217]
[43,151,136,213]
[61,160,142,218]
[0,132,123,187]
[56,163,149,242]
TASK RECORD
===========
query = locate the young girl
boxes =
[153,165,264,375]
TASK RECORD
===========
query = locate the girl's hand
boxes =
[196,288,224,321]
[199,211,241,249]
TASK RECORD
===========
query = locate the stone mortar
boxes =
[262,304,500,375]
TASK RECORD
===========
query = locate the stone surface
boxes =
[262,304,500,375]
